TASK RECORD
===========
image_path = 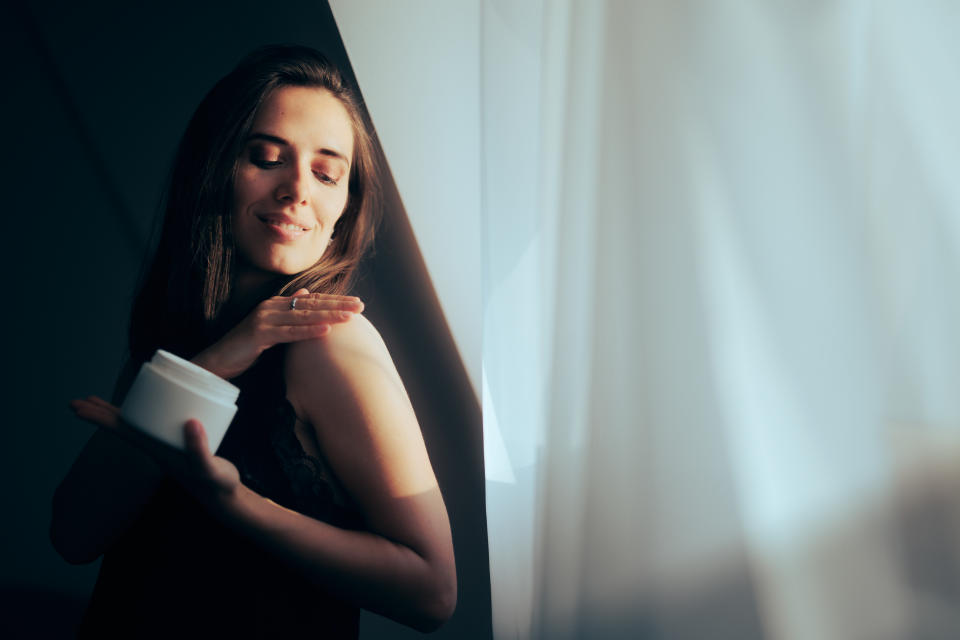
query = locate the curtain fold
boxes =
[483,1,960,638]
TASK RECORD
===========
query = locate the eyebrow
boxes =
[246,132,350,167]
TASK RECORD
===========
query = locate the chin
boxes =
[268,262,313,276]
[248,253,314,276]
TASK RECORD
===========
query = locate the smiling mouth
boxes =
[256,216,311,232]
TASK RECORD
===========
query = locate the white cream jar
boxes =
[120,349,240,454]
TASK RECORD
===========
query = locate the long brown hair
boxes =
[130,45,381,363]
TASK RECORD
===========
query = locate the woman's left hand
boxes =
[70,396,241,514]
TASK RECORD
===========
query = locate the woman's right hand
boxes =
[191,288,363,380]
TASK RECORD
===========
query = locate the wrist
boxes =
[191,351,228,379]
[215,482,260,530]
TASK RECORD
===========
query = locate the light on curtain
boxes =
[482,1,960,639]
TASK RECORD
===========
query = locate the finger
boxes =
[305,293,363,310]
[283,297,363,311]
[263,308,357,326]
[293,288,310,296]
[304,292,363,302]
[268,323,331,345]
[182,421,240,494]
[271,294,363,309]
[271,293,360,314]
[70,398,122,429]
[85,395,122,416]
[269,301,363,318]
[183,420,214,469]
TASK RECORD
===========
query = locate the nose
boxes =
[274,164,310,205]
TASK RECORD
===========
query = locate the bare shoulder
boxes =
[284,314,405,418]
[283,314,434,503]
[287,313,389,368]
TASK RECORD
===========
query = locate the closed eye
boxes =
[247,142,283,169]
[314,171,338,186]
[253,159,283,169]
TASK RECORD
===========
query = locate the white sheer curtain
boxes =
[481,1,960,638]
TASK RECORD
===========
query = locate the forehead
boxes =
[251,86,354,160]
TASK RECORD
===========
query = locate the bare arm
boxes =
[220,315,457,631]
[50,359,165,564]
[50,291,362,564]
[58,313,456,630]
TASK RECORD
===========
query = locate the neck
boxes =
[224,265,287,321]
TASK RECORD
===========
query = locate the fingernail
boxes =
[340,311,354,320]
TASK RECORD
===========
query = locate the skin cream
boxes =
[120,349,240,454]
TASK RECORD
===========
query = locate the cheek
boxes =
[233,171,271,209]
[314,193,349,233]
[331,190,350,222]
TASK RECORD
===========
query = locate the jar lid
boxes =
[150,349,240,404]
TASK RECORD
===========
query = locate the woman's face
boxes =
[232,86,354,276]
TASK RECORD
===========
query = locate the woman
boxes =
[50,45,456,638]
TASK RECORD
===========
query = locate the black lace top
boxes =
[78,347,363,639]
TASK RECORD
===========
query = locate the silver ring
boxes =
[289,297,298,310]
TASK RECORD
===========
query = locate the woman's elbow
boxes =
[428,583,458,632]
[413,567,457,632]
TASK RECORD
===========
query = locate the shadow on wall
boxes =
[0,587,88,639]
[1,2,489,639]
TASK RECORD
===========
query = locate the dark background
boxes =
[1,2,490,638]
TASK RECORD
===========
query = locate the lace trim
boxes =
[271,397,358,523]
[230,348,360,527]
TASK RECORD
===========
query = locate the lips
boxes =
[256,213,313,241]
[256,213,312,231]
